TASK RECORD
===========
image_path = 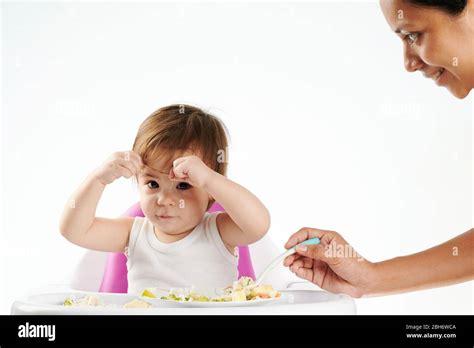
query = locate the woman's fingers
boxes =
[310,259,330,289]
[283,253,302,267]
[284,227,333,249]
[289,257,330,289]
[285,228,347,267]
[290,256,313,272]
[284,228,371,296]
[289,258,303,273]
[295,266,314,283]
[295,244,328,261]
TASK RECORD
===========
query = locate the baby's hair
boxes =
[132,104,229,208]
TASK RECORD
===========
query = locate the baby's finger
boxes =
[123,152,142,173]
[117,159,139,176]
[173,157,187,167]
[133,159,143,175]
[173,163,189,179]
[169,167,189,183]
[168,167,177,181]
[117,164,134,179]
[130,151,143,166]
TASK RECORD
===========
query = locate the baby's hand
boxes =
[93,151,143,185]
[169,155,213,188]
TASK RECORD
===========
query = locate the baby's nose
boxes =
[156,191,176,206]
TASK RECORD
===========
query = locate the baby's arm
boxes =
[170,156,270,248]
[59,151,142,252]
[206,172,270,248]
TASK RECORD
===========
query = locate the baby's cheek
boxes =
[181,189,208,208]
[139,195,156,213]
[180,198,202,215]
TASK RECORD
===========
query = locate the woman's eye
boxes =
[146,181,159,189]
[176,182,192,190]
[405,32,419,45]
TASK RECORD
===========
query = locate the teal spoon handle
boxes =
[254,237,320,286]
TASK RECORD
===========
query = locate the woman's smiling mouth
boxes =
[430,68,445,85]
[423,68,446,86]
[433,68,444,80]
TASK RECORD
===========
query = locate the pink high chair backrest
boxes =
[99,202,256,293]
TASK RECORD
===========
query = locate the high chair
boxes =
[12,202,357,315]
[70,202,316,292]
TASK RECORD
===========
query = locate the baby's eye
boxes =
[176,182,192,190]
[405,32,419,45]
[146,181,159,189]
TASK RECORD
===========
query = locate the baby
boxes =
[59,104,271,294]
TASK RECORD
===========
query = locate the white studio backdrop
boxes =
[1,1,472,314]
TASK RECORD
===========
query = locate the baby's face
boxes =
[138,152,210,236]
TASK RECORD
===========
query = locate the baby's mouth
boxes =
[157,215,176,220]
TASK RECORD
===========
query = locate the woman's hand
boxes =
[93,151,143,185]
[284,227,377,298]
[168,155,213,188]
[285,228,474,297]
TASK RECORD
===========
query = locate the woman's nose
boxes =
[403,44,424,72]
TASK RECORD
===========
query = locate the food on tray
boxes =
[62,295,151,309]
[123,299,152,308]
[144,276,281,303]
[63,295,102,307]
[141,289,157,298]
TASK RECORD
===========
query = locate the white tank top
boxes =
[126,212,238,294]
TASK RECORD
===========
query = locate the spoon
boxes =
[253,237,321,287]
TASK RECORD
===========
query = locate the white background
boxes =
[1,0,472,314]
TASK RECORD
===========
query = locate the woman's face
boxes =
[380,0,474,99]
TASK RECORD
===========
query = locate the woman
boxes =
[284,0,473,297]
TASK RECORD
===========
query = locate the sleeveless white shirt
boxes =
[126,212,238,294]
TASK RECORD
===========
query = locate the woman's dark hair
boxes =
[407,0,467,16]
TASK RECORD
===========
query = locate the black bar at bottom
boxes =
[0,315,472,347]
